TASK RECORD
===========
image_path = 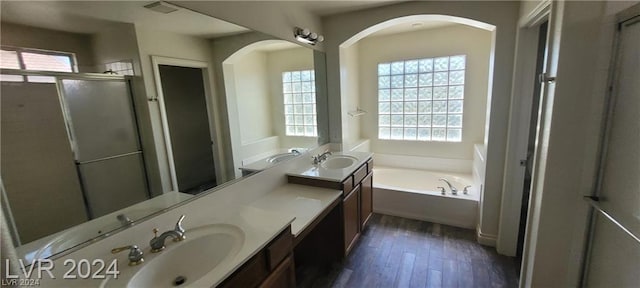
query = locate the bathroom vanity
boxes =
[287,152,374,256]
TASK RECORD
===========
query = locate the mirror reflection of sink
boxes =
[266,152,299,164]
[321,155,359,169]
[101,224,244,288]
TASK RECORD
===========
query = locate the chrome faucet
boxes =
[439,178,458,195]
[150,215,186,253]
[437,186,446,195]
[463,185,472,195]
[111,245,144,266]
[312,151,332,164]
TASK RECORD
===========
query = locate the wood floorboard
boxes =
[303,214,518,288]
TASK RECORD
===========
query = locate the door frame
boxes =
[151,56,222,192]
[497,1,551,257]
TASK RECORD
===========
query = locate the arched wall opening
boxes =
[222,40,316,177]
[336,13,501,249]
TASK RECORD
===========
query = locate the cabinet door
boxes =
[343,185,360,255]
[259,255,296,288]
[361,173,373,229]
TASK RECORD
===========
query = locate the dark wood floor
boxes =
[303,214,519,288]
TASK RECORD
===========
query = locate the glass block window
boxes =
[0,47,76,83]
[105,60,134,76]
[283,70,317,137]
[377,55,465,142]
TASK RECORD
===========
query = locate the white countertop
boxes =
[248,184,343,237]
[35,183,344,287]
[286,151,373,182]
[36,205,295,288]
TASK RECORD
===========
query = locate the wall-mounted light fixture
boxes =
[294,27,324,45]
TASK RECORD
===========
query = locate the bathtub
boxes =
[373,166,478,229]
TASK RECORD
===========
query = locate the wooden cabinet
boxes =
[343,185,360,254]
[287,156,374,258]
[259,256,295,288]
[360,172,373,229]
[219,227,294,288]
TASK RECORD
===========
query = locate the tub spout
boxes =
[439,178,458,195]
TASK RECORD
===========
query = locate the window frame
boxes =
[0,46,78,82]
[377,55,466,142]
[282,69,318,137]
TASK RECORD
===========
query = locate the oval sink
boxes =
[266,152,298,163]
[321,155,359,169]
[101,224,244,288]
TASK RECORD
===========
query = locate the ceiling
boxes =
[368,21,457,37]
[286,0,403,17]
[0,1,249,37]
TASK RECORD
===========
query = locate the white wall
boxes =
[322,1,519,246]
[0,22,96,72]
[357,24,491,160]
[521,1,640,286]
[339,42,362,150]
[233,51,273,144]
[135,25,224,192]
[265,47,317,149]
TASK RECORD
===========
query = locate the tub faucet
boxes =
[149,215,186,253]
[439,178,458,195]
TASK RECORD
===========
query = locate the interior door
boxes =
[158,65,217,193]
[584,11,640,286]
[517,20,549,262]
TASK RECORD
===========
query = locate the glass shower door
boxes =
[60,78,149,218]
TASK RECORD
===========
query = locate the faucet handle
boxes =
[463,185,472,194]
[437,186,446,195]
[174,215,186,241]
[150,228,165,253]
[111,245,144,266]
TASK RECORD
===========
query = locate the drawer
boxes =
[353,164,368,185]
[341,176,353,196]
[266,227,293,271]
[366,159,373,174]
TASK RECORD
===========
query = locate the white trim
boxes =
[151,55,221,192]
[520,0,552,28]
[477,225,498,246]
[497,1,551,257]
[520,1,564,286]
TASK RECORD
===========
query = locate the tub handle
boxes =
[463,185,472,195]
[437,186,446,195]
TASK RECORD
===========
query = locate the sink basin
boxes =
[101,224,244,288]
[321,155,359,169]
[266,152,299,163]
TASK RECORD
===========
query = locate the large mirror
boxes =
[219,39,319,177]
[0,1,327,262]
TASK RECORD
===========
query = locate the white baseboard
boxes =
[476,228,497,247]
[374,208,476,230]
